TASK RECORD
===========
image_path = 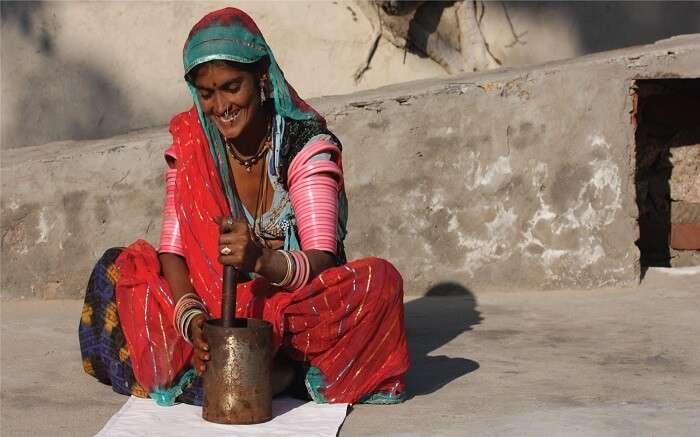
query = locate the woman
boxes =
[79,7,409,406]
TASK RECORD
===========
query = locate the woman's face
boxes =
[193,61,263,140]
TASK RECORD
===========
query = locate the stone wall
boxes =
[2,35,699,299]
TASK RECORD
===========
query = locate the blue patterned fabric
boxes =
[79,248,204,405]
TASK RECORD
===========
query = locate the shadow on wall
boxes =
[504,1,700,53]
[3,1,700,149]
[404,282,482,399]
[1,2,131,148]
[0,1,54,54]
[370,1,699,74]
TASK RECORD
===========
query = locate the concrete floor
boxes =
[2,267,699,436]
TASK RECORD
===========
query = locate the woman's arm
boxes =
[158,159,193,301]
[159,253,194,301]
[255,248,335,284]
[160,252,210,374]
[218,137,344,287]
[217,220,336,286]
[157,158,210,373]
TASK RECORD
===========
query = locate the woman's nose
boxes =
[213,92,227,114]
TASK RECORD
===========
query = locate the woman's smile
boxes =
[217,108,241,124]
[213,106,244,135]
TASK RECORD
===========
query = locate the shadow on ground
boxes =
[404,282,482,399]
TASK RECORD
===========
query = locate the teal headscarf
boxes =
[183,7,324,218]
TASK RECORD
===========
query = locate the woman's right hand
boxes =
[189,313,210,375]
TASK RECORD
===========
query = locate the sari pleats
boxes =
[114,240,192,392]
[113,240,408,404]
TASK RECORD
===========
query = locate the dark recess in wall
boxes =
[633,78,700,275]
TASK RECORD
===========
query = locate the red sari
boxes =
[114,108,409,404]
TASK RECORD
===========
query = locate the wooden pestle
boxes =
[221,265,237,328]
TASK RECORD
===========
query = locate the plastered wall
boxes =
[2,35,699,299]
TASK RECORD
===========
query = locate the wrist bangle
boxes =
[180,308,203,343]
[181,308,204,344]
[173,293,206,342]
[287,250,310,290]
[174,293,200,320]
[270,250,295,288]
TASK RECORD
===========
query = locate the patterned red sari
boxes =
[113,108,410,404]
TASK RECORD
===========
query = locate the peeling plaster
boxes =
[519,162,554,252]
[457,203,518,276]
[557,148,622,233]
[36,207,52,244]
[590,134,611,149]
[448,139,623,282]
[518,136,622,284]
[447,215,459,233]
[463,152,513,191]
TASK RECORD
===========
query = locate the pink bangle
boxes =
[164,144,178,161]
[287,251,301,289]
[287,251,310,290]
[158,167,184,256]
[298,251,310,289]
[288,157,341,254]
[288,140,341,178]
[288,160,342,187]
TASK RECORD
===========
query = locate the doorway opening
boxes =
[633,78,700,276]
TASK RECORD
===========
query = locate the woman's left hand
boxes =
[216,217,263,274]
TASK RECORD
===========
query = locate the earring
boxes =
[259,82,266,104]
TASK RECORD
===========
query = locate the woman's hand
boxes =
[189,313,209,375]
[216,217,263,274]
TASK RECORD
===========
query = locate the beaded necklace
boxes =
[225,135,271,172]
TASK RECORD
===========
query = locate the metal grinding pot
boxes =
[201,265,273,424]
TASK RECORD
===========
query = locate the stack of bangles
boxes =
[270,250,311,290]
[173,293,206,343]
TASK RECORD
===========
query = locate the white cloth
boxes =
[648,266,700,276]
[96,396,349,437]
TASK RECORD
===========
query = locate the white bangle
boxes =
[180,308,204,344]
[270,250,295,288]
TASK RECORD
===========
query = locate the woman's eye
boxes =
[199,90,212,99]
